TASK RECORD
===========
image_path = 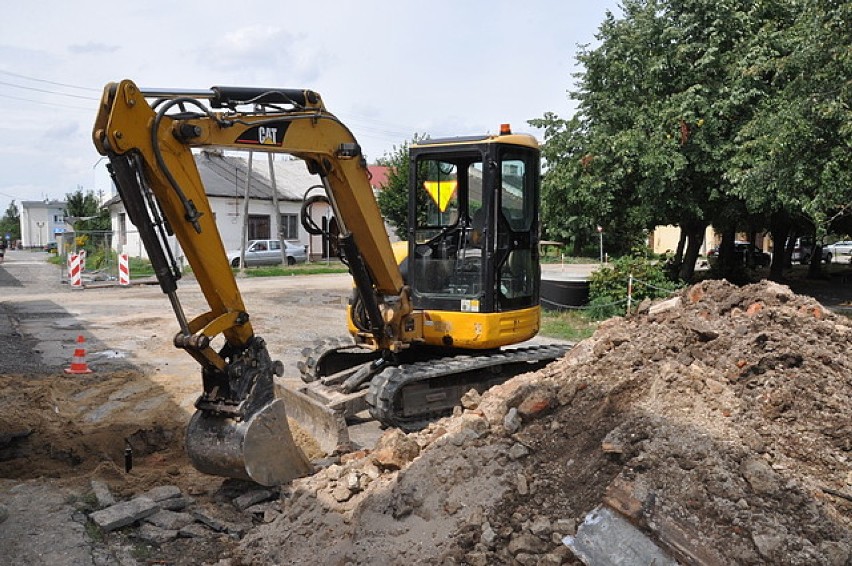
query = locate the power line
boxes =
[0,69,99,92]
[0,91,94,113]
[0,80,98,101]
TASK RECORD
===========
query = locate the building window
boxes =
[280,214,298,239]
[248,215,271,240]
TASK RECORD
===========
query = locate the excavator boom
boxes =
[93,80,409,484]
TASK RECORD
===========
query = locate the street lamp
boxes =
[597,225,604,263]
[36,221,45,248]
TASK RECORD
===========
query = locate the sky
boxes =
[0,0,621,213]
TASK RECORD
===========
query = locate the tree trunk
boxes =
[678,223,706,281]
[807,244,825,278]
[768,217,791,281]
[717,227,739,279]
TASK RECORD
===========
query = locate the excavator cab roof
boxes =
[412,128,539,151]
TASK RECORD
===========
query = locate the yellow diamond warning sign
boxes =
[423,180,458,212]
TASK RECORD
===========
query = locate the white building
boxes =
[19,200,67,249]
[107,150,324,261]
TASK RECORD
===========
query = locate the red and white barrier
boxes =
[118,253,130,286]
[68,253,83,289]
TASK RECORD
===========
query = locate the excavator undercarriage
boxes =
[283,340,570,453]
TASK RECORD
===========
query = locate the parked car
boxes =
[282,240,308,265]
[790,238,830,264]
[823,241,852,264]
[707,241,771,267]
[226,239,307,267]
[43,241,58,253]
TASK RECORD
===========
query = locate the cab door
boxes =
[491,145,540,312]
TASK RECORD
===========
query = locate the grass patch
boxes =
[85,521,105,543]
[541,255,599,265]
[239,263,350,277]
[540,309,598,342]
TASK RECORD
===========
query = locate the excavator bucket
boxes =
[185,398,313,486]
[278,383,354,455]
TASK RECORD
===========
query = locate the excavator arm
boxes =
[92,80,410,484]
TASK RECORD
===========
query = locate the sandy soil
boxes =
[1,251,851,565]
[0,251,353,564]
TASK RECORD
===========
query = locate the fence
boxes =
[541,274,682,316]
[58,230,121,285]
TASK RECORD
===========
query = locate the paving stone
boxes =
[192,509,229,532]
[145,509,194,531]
[143,485,182,502]
[233,489,274,511]
[179,523,212,538]
[159,496,194,511]
[89,497,159,532]
[137,523,178,544]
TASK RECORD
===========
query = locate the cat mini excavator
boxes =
[93,80,568,485]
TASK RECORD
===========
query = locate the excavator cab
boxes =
[404,131,542,349]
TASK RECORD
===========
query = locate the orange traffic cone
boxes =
[64,335,93,374]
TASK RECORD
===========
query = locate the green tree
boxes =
[729,0,852,277]
[534,0,801,280]
[376,135,428,238]
[65,188,110,232]
[0,201,21,242]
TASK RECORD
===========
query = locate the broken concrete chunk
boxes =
[529,516,552,538]
[192,509,229,532]
[508,442,530,461]
[159,496,194,512]
[179,523,211,538]
[191,508,249,539]
[516,473,529,496]
[564,506,678,566]
[143,485,182,502]
[371,429,420,470]
[332,483,353,503]
[741,457,781,496]
[233,489,274,511]
[90,480,115,508]
[89,497,159,532]
[649,296,681,316]
[136,523,178,544]
[145,509,194,531]
[460,388,482,410]
[481,522,498,547]
[507,533,548,556]
[503,407,522,434]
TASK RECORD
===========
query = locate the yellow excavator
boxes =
[93,80,567,485]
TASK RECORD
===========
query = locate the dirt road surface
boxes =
[0,250,357,564]
[2,250,850,565]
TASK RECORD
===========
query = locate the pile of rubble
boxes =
[232,280,850,565]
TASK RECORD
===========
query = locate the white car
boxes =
[823,241,852,264]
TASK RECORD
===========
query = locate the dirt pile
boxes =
[236,280,851,565]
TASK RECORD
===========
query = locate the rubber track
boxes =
[297,338,374,383]
[366,343,571,431]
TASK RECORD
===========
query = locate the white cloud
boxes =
[0,0,621,207]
